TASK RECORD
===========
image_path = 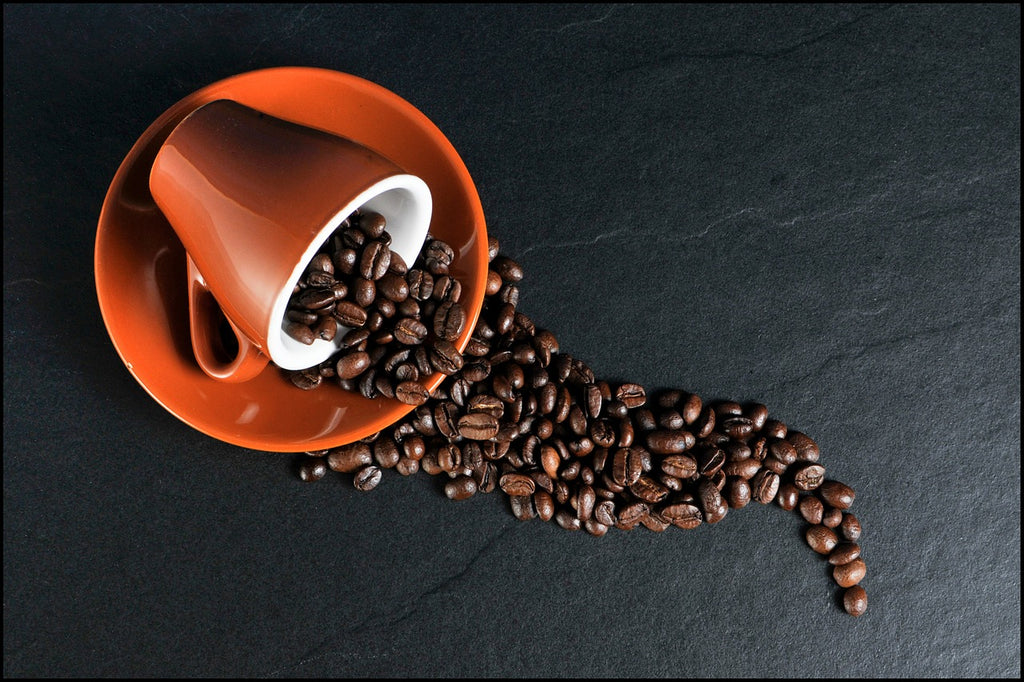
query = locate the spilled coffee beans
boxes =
[283,218,870,617]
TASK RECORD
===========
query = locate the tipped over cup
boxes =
[149,99,432,382]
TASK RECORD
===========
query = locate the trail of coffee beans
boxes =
[285,212,868,617]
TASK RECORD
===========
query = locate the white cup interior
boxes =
[266,174,432,371]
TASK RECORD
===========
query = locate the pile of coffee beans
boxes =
[283,210,467,401]
[285,222,868,618]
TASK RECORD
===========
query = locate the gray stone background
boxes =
[4,4,1019,677]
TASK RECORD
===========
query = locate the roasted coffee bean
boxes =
[327,443,373,473]
[430,339,464,375]
[840,513,862,541]
[615,383,646,408]
[776,482,799,511]
[485,270,502,296]
[822,506,844,528]
[787,431,820,462]
[629,476,669,504]
[750,469,780,504]
[531,491,554,521]
[287,309,318,325]
[657,410,685,430]
[693,405,715,438]
[696,445,726,477]
[769,439,798,466]
[760,455,787,475]
[646,430,693,455]
[358,211,387,238]
[297,456,328,482]
[819,480,856,510]
[434,301,466,341]
[297,287,336,310]
[799,495,825,525]
[828,543,861,566]
[584,384,603,419]
[353,465,383,491]
[721,416,755,440]
[744,403,769,430]
[332,301,368,327]
[336,351,371,380]
[843,585,868,617]
[445,475,478,500]
[833,559,867,588]
[541,446,561,480]
[722,457,761,480]
[373,438,401,469]
[290,368,322,389]
[661,502,703,529]
[394,317,428,345]
[806,525,839,554]
[377,272,409,302]
[792,462,826,491]
[395,381,430,405]
[359,240,391,280]
[285,322,316,345]
[491,255,524,282]
[555,509,581,531]
[499,473,536,496]
[424,240,455,272]
[617,501,650,526]
[395,455,419,476]
[697,479,726,523]
[724,477,752,509]
[458,412,500,440]
[762,419,788,439]
[333,247,358,276]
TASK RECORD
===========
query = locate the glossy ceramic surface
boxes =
[150,99,432,376]
[95,67,488,452]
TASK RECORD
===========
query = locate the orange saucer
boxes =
[95,67,488,452]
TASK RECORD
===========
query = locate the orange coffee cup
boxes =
[149,99,432,382]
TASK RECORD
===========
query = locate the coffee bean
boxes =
[695,445,726,477]
[617,501,650,526]
[445,475,478,500]
[833,559,867,588]
[828,542,861,566]
[499,473,536,496]
[394,317,428,345]
[327,443,373,473]
[798,495,824,525]
[819,480,855,510]
[353,465,383,491]
[805,525,839,554]
[822,506,843,528]
[491,256,523,282]
[615,383,646,408]
[285,321,316,345]
[629,475,669,504]
[843,585,868,617]
[290,368,322,389]
[646,430,694,455]
[721,416,755,440]
[297,456,328,482]
[840,513,862,541]
[430,339,464,375]
[336,351,371,380]
[776,482,800,511]
[792,462,826,491]
[724,477,752,509]
[434,301,466,341]
[458,412,500,440]
[360,240,391,280]
[332,301,368,327]
[750,469,780,504]
[787,431,820,462]
[661,502,703,529]
[395,381,430,405]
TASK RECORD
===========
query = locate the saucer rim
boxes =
[94,67,488,452]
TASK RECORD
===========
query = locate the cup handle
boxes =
[186,255,269,383]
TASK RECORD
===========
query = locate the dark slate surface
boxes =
[4,4,1019,678]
